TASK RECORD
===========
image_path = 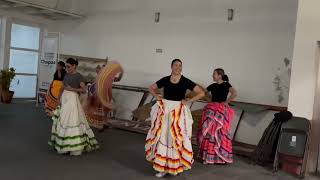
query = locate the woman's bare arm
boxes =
[226,87,237,104]
[187,85,205,103]
[64,82,87,94]
[149,83,162,101]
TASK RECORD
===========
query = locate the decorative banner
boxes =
[59,54,108,83]
[37,32,60,104]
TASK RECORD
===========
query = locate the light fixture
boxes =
[155,12,160,23]
[228,9,234,21]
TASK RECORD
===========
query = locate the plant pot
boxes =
[1,90,14,104]
[0,89,2,103]
[0,82,2,102]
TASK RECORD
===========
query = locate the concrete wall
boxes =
[288,0,320,172]
[288,0,320,119]
[56,0,298,107]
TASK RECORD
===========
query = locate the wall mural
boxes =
[38,55,108,104]
[59,55,108,83]
[273,58,291,104]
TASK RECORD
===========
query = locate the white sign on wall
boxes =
[37,32,60,103]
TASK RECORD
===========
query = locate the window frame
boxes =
[9,21,42,75]
[5,18,44,99]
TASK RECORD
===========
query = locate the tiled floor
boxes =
[0,101,317,180]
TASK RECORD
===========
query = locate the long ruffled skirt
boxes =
[197,102,234,164]
[145,100,194,175]
[45,80,63,112]
[49,90,99,154]
[84,92,108,130]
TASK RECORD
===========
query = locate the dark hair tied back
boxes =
[66,58,78,66]
[58,61,65,68]
[222,75,229,82]
[171,59,182,67]
[214,68,229,82]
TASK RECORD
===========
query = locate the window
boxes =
[11,24,40,50]
[9,49,39,74]
[9,23,40,98]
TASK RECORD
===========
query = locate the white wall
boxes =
[57,0,298,106]
[288,0,320,119]
[288,0,320,172]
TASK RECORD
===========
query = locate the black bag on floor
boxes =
[251,111,293,165]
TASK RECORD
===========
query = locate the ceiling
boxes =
[0,0,85,20]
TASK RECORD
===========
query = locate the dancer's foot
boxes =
[46,110,54,117]
[155,172,167,178]
[57,151,67,154]
[98,128,105,132]
[203,161,208,165]
[70,151,82,156]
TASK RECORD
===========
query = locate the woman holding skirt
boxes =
[197,68,237,164]
[45,61,66,115]
[49,58,99,156]
[85,62,123,131]
[146,59,205,177]
[84,65,106,130]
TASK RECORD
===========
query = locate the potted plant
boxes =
[0,68,16,104]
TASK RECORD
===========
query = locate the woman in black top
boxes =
[53,61,66,81]
[197,68,237,165]
[145,59,204,178]
[149,59,204,103]
[45,61,66,114]
[206,68,237,104]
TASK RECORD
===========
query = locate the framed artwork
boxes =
[59,54,108,83]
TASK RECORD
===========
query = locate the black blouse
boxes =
[207,82,232,103]
[156,75,196,101]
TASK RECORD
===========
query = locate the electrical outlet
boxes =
[156,49,163,53]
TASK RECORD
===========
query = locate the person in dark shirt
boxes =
[145,59,204,178]
[207,68,237,104]
[197,68,237,165]
[53,61,66,81]
[45,61,66,114]
[149,59,204,104]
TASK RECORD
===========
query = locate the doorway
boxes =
[309,41,320,175]
[8,23,40,98]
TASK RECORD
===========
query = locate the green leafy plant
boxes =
[0,68,16,92]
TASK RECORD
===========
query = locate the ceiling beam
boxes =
[3,0,84,18]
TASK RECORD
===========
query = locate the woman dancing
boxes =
[85,62,123,131]
[145,59,205,177]
[49,58,99,156]
[45,61,66,115]
[197,68,237,164]
[84,65,105,130]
